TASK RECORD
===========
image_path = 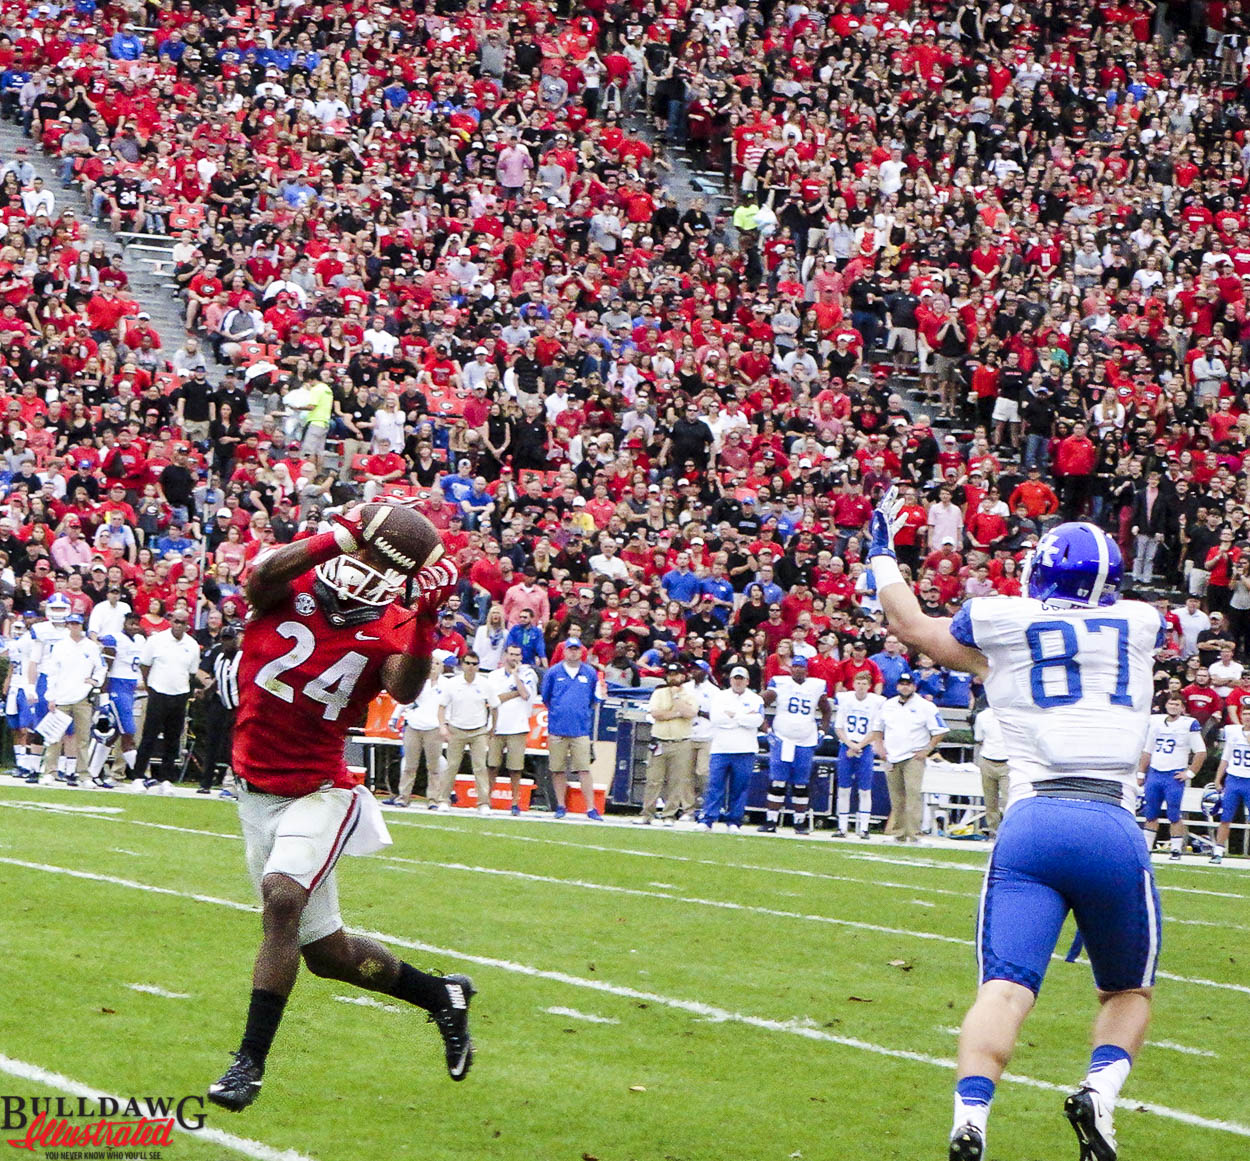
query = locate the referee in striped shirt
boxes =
[195,623,241,797]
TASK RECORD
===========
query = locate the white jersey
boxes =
[768,675,827,746]
[4,631,33,711]
[951,596,1163,811]
[1142,713,1204,774]
[1220,724,1250,779]
[29,620,69,681]
[833,689,884,746]
[108,631,143,682]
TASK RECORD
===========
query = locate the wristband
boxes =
[869,554,904,590]
[304,530,351,568]
[332,523,359,553]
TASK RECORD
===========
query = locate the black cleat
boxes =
[1064,1086,1117,1161]
[757,822,777,833]
[430,974,475,1080]
[949,1124,984,1160]
[207,1051,263,1112]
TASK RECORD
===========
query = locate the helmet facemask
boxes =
[315,553,408,609]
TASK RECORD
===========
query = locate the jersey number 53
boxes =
[255,621,369,721]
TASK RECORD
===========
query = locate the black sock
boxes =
[240,988,288,1070]
[385,963,449,1013]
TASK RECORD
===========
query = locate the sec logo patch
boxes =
[294,593,316,617]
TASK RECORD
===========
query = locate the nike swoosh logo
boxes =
[355,631,380,642]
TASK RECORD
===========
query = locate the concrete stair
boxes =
[0,117,189,360]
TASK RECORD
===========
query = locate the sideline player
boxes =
[832,670,884,838]
[760,655,830,834]
[3,615,37,779]
[867,489,1163,1161]
[27,595,72,781]
[89,611,144,785]
[1211,718,1250,864]
[1138,695,1205,860]
[207,506,475,1112]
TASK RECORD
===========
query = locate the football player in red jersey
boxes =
[208,506,474,1112]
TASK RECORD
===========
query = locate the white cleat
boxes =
[1064,1086,1117,1161]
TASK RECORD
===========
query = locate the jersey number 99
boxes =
[1025,618,1132,710]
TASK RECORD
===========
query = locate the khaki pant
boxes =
[885,755,927,841]
[488,732,527,773]
[548,733,591,774]
[445,724,490,806]
[399,725,443,806]
[643,737,693,820]
[43,696,94,777]
[689,739,710,813]
[980,757,1010,837]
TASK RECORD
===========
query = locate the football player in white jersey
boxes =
[832,670,885,837]
[1211,720,1250,864]
[868,490,1163,1161]
[760,656,830,834]
[1138,695,1205,860]
[3,615,38,778]
[89,611,145,786]
[26,594,73,782]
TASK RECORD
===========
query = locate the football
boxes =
[357,503,444,575]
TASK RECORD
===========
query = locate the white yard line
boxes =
[5,846,1248,997]
[380,856,969,943]
[0,799,238,841]
[0,1053,316,1161]
[1,858,1246,1142]
[0,800,123,815]
[332,995,405,1014]
[382,855,1250,997]
[1148,1040,1219,1058]
[124,983,190,999]
[544,1006,620,1025]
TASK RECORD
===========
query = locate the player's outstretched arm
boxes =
[245,514,365,611]
[867,487,988,678]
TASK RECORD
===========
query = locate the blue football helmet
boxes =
[45,593,72,622]
[91,698,121,746]
[1021,522,1122,608]
[1201,786,1223,822]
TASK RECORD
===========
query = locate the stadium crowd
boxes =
[0,0,1248,806]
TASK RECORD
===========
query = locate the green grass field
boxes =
[0,786,1246,1161]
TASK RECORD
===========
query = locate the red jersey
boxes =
[233,572,421,796]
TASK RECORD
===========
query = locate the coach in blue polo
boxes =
[540,637,606,821]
